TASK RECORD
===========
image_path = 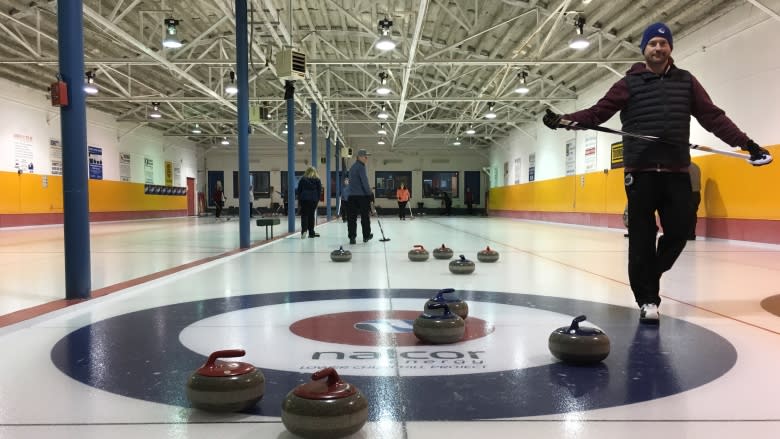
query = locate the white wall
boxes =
[490,3,780,186]
[0,77,200,189]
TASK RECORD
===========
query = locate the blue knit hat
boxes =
[639,22,673,53]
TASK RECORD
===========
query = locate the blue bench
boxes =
[256,218,281,240]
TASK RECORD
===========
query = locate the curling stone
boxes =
[432,243,454,260]
[424,287,469,319]
[413,302,466,344]
[548,315,611,364]
[408,244,430,261]
[477,246,500,262]
[330,246,352,262]
[186,349,265,412]
[281,367,369,439]
[448,254,475,274]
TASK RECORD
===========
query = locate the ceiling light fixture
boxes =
[569,16,590,50]
[377,138,386,145]
[465,125,476,135]
[453,138,462,146]
[221,137,229,145]
[191,123,202,134]
[377,104,389,120]
[375,18,396,51]
[484,102,497,119]
[297,133,305,145]
[376,72,392,95]
[84,70,98,95]
[225,71,238,95]
[162,18,183,49]
[514,71,530,94]
[377,124,387,135]
[282,123,288,135]
[149,102,162,119]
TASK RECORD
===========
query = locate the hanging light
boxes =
[191,123,202,134]
[453,137,462,146]
[84,70,98,95]
[569,16,590,50]
[465,125,476,135]
[514,71,530,94]
[281,123,288,134]
[149,102,162,119]
[225,71,238,95]
[297,133,305,145]
[484,102,497,119]
[376,72,391,95]
[162,18,183,49]
[221,137,230,145]
[377,104,389,120]
[377,124,387,135]
[375,18,396,51]
[377,138,386,145]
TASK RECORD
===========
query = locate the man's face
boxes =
[359,155,368,164]
[644,36,671,65]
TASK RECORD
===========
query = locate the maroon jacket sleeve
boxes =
[690,75,751,148]
[562,78,630,127]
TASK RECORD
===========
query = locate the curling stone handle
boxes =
[312,367,343,387]
[459,254,466,261]
[568,315,587,331]
[414,244,425,250]
[426,302,453,316]
[205,349,246,366]
[434,288,456,301]
[485,246,492,251]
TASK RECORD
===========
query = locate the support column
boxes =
[236,0,250,248]
[325,134,332,220]
[285,81,296,233]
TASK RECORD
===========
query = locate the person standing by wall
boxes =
[347,149,373,244]
[396,182,410,220]
[296,167,323,238]
[542,22,770,324]
[213,180,225,220]
[465,187,474,215]
[688,162,701,240]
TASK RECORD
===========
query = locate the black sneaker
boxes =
[309,233,320,238]
[363,234,373,243]
[349,238,356,245]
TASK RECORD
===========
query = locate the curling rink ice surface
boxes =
[1,214,779,439]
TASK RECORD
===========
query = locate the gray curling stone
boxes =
[448,254,475,274]
[281,367,369,439]
[408,244,430,261]
[477,245,500,262]
[424,287,469,320]
[330,246,352,262]
[432,243,454,260]
[186,349,265,412]
[548,315,611,364]
[413,302,466,344]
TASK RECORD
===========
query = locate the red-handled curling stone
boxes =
[408,244,430,261]
[432,243,454,260]
[477,245,499,262]
[424,287,468,319]
[330,246,352,262]
[548,315,611,364]
[186,349,265,412]
[281,367,369,439]
[448,254,475,274]
[413,302,465,344]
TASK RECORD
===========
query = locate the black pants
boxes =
[398,201,408,219]
[340,199,349,222]
[466,202,473,214]
[300,200,317,236]
[215,201,223,218]
[689,191,701,239]
[625,172,692,307]
[347,195,372,240]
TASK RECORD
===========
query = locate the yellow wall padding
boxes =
[490,145,779,220]
[0,173,185,214]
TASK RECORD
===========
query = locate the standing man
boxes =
[346,149,373,244]
[542,22,770,324]
[465,187,474,215]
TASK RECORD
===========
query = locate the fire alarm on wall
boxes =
[50,81,68,107]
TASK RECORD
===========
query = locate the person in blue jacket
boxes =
[296,166,323,238]
[346,149,373,244]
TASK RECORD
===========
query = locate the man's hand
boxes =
[542,109,562,130]
[741,140,773,166]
